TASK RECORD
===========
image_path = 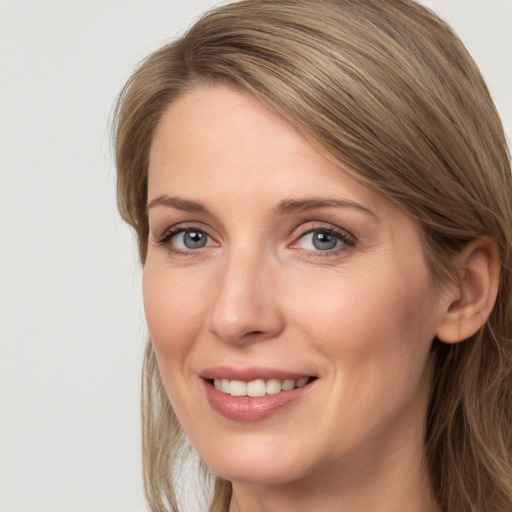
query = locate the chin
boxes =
[200,438,310,485]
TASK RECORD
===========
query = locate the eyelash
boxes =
[152,223,357,257]
[291,225,356,257]
[152,224,216,256]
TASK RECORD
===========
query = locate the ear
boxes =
[436,237,500,344]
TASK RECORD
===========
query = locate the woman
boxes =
[113,0,512,511]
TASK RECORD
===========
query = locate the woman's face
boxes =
[144,85,446,486]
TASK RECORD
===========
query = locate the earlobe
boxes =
[436,237,500,344]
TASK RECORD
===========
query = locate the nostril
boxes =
[243,330,264,337]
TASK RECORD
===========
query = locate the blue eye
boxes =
[295,228,354,252]
[171,229,212,249]
[299,231,340,251]
[152,226,218,255]
[313,232,338,250]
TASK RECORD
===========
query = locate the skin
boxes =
[144,85,446,512]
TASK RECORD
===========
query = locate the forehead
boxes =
[148,85,381,209]
[150,85,308,180]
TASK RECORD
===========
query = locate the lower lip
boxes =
[202,379,315,421]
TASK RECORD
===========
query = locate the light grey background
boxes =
[0,1,510,511]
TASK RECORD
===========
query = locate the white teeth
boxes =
[229,380,247,397]
[296,377,309,388]
[212,377,311,396]
[247,379,266,397]
[221,379,230,393]
[266,379,282,395]
[281,379,295,391]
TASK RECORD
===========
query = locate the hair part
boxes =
[113,1,512,510]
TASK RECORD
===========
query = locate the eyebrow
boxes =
[147,195,208,213]
[147,194,377,219]
[272,198,378,219]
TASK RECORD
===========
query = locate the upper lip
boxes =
[199,366,315,382]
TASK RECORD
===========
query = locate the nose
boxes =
[207,248,284,345]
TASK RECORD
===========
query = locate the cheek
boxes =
[289,267,438,447]
[290,263,438,373]
[142,263,207,361]
[142,262,213,427]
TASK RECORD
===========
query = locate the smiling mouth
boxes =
[209,377,316,397]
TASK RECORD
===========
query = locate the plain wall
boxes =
[0,1,510,511]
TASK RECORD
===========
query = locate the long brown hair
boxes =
[113,1,512,510]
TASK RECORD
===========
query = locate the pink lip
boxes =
[199,366,317,422]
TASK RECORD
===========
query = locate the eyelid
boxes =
[152,221,213,241]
